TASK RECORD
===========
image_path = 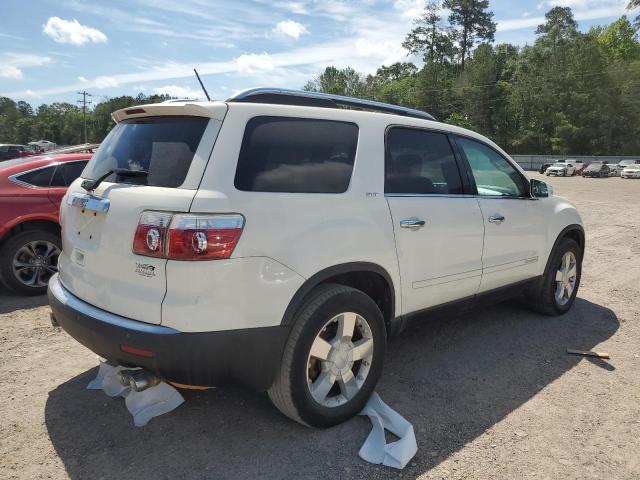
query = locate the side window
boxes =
[457,137,527,197]
[15,166,55,187]
[51,161,88,187]
[234,116,358,193]
[385,127,463,195]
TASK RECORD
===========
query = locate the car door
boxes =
[47,161,89,210]
[454,136,546,292]
[385,127,485,315]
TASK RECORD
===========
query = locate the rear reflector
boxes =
[132,211,244,261]
[120,344,154,358]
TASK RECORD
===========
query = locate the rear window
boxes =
[83,116,208,188]
[15,166,55,187]
[234,116,358,193]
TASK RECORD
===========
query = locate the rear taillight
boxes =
[133,211,173,258]
[133,211,244,261]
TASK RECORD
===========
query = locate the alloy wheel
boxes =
[306,312,374,408]
[12,240,60,288]
[554,251,577,306]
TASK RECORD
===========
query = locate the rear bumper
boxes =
[48,274,289,391]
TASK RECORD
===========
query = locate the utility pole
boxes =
[77,91,92,144]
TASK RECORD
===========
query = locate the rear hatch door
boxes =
[58,103,226,325]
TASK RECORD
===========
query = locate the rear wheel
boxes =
[268,284,386,427]
[0,230,61,295]
[527,238,581,315]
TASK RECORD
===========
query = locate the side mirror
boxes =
[531,179,551,198]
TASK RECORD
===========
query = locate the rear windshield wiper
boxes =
[81,168,149,192]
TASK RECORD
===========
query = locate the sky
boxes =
[0,0,636,106]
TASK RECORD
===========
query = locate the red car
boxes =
[0,153,92,295]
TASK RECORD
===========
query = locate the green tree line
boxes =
[304,3,640,155]
[1,2,639,155]
[0,93,169,146]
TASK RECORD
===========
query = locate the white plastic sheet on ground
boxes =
[88,363,416,467]
[358,392,418,469]
[87,362,184,427]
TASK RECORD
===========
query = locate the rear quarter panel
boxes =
[186,104,402,328]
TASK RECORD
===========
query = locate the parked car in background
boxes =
[29,140,57,152]
[546,162,576,176]
[618,159,640,171]
[605,161,620,176]
[621,164,640,179]
[0,153,91,294]
[0,144,41,161]
[539,162,552,174]
[582,162,610,178]
[48,90,584,428]
[572,160,586,175]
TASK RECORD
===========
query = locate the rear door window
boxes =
[385,127,463,195]
[51,161,89,187]
[83,116,208,188]
[234,116,358,193]
[15,166,55,187]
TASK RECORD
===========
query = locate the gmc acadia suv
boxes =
[48,89,584,428]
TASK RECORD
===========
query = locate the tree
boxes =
[443,0,496,67]
[403,1,457,63]
[304,67,370,97]
[598,16,640,61]
[535,7,578,43]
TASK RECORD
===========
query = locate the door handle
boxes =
[488,215,505,224]
[400,218,426,229]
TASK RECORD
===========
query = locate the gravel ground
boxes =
[1,173,639,480]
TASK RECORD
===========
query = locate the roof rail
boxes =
[226,88,436,121]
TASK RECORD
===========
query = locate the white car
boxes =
[545,162,576,176]
[621,165,640,178]
[48,89,585,427]
[28,140,57,152]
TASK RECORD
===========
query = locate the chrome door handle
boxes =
[488,215,505,224]
[400,218,426,229]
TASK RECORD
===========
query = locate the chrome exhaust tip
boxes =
[117,369,161,392]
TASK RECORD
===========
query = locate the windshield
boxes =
[551,163,566,167]
[586,163,603,171]
[83,116,208,188]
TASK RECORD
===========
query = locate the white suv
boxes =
[48,89,584,427]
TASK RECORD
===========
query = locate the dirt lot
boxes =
[1,173,639,480]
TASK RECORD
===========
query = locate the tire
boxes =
[268,283,387,428]
[526,238,582,316]
[0,230,61,295]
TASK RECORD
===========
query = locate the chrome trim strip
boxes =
[483,256,539,275]
[412,269,482,289]
[66,192,110,212]
[385,193,531,200]
[49,274,178,335]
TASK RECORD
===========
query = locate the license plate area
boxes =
[67,194,109,248]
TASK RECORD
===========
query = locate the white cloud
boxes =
[498,0,628,31]
[273,20,309,39]
[78,76,89,82]
[235,53,275,73]
[153,84,204,99]
[0,53,51,79]
[43,17,107,46]
[94,76,119,88]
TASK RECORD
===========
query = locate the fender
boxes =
[542,223,585,278]
[0,213,60,242]
[280,262,396,327]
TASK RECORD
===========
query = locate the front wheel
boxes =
[268,284,387,427]
[0,230,61,295]
[527,238,582,315]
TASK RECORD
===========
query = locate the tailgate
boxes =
[58,105,226,325]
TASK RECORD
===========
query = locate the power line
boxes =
[77,91,92,143]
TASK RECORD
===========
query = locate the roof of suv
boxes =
[110,88,521,174]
